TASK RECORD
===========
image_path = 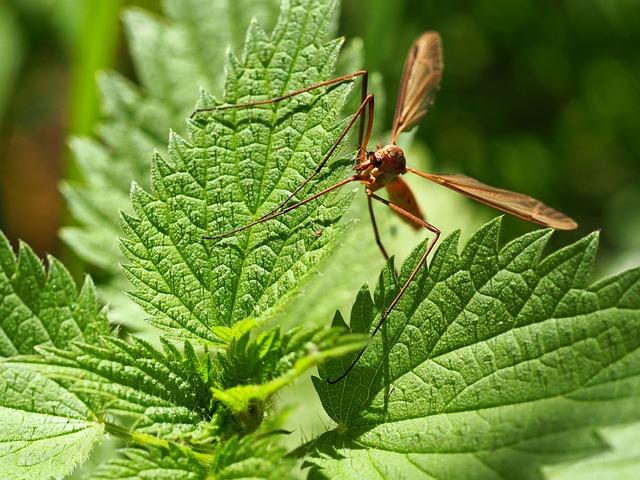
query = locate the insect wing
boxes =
[385,177,425,230]
[391,32,444,143]
[411,171,577,230]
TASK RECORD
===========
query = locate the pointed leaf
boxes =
[0,364,103,479]
[121,0,357,340]
[310,218,640,479]
[0,232,109,357]
[61,0,279,324]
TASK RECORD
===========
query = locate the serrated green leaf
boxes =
[21,337,214,441]
[12,322,361,447]
[90,445,206,480]
[91,435,297,480]
[201,435,297,479]
[0,364,103,480]
[0,231,109,357]
[213,326,366,433]
[61,0,279,326]
[121,0,357,341]
[0,233,109,477]
[308,218,640,479]
[218,325,365,388]
[69,436,119,480]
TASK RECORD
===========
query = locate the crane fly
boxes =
[192,31,578,383]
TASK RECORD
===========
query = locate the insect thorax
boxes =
[365,144,406,189]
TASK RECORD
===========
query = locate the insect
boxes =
[193,32,577,383]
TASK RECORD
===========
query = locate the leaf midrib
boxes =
[350,384,640,455]
[357,239,591,407]
[225,4,320,326]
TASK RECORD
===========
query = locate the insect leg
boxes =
[190,70,368,118]
[193,71,370,212]
[204,175,359,240]
[273,92,374,212]
[369,192,440,324]
[327,191,440,384]
[367,195,391,263]
[204,94,374,240]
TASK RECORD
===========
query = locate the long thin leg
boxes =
[357,80,375,166]
[367,195,390,262]
[190,70,368,118]
[356,71,369,153]
[327,191,440,384]
[204,94,374,240]
[193,71,370,213]
[369,192,440,324]
[204,175,359,240]
[274,93,375,212]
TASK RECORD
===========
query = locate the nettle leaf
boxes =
[0,360,103,479]
[91,445,205,480]
[201,435,297,479]
[60,0,279,324]
[11,324,362,443]
[19,337,215,441]
[217,326,365,388]
[0,231,109,357]
[308,217,640,479]
[0,233,109,477]
[91,436,296,480]
[213,327,366,432]
[121,0,356,341]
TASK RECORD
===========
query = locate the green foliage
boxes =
[90,445,206,480]
[120,0,355,340]
[543,423,640,480]
[91,438,297,480]
[30,337,214,438]
[1,0,639,478]
[213,327,366,433]
[0,365,104,480]
[0,233,359,476]
[14,324,363,441]
[200,435,297,479]
[0,231,109,357]
[218,326,361,388]
[0,237,108,478]
[61,0,279,325]
[4,0,364,477]
[308,217,640,478]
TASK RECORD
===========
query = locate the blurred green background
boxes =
[1,0,638,275]
[0,0,158,259]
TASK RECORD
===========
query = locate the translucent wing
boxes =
[408,169,578,230]
[391,32,444,144]
[385,177,424,230]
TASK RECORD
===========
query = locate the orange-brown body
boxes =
[356,144,425,230]
[357,144,407,191]
[201,30,577,385]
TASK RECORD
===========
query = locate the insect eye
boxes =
[373,157,382,167]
